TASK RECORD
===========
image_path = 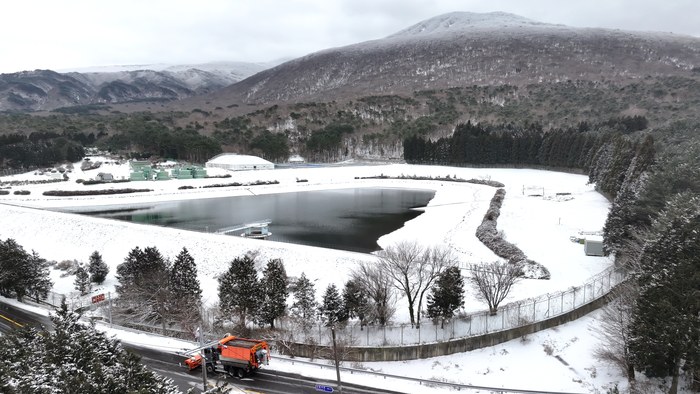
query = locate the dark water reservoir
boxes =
[79,188,435,252]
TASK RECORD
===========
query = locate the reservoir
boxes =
[79,188,435,252]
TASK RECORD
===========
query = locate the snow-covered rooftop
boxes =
[206,153,273,166]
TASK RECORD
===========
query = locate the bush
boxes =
[13,190,30,195]
[43,188,152,197]
[76,179,84,183]
[178,185,195,190]
[0,190,9,195]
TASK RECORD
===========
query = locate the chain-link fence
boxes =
[275,265,627,347]
[37,265,626,348]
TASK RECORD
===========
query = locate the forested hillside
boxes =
[2,75,700,169]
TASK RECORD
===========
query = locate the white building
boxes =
[205,154,275,171]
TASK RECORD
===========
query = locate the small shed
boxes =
[584,235,604,256]
[96,172,113,181]
[205,154,274,171]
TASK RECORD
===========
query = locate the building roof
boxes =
[206,154,273,166]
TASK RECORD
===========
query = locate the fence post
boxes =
[561,291,564,313]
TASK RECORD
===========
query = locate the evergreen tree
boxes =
[0,238,53,302]
[342,278,370,328]
[88,250,109,285]
[218,254,260,328]
[290,272,317,330]
[256,258,288,329]
[320,284,346,327]
[170,247,202,326]
[628,193,700,394]
[0,300,180,394]
[426,266,465,328]
[74,264,92,296]
[115,246,171,334]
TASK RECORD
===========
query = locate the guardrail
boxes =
[272,355,586,394]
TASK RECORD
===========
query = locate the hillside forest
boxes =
[2,73,700,392]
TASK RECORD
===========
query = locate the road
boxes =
[0,298,405,394]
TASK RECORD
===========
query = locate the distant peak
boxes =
[386,11,560,38]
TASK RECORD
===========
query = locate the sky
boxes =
[1,0,699,75]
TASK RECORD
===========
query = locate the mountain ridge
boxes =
[207,11,700,107]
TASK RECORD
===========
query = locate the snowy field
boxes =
[0,158,634,393]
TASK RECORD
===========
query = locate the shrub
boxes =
[13,190,30,195]
[178,185,195,190]
[43,188,152,197]
[0,190,9,195]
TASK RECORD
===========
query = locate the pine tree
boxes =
[257,258,288,329]
[0,239,53,302]
[74,264,92,296]
[628,193,700,394]
[88,250,109,285]
[115,246,171,334]
[426,266,464,328]
[342,279,370,328]
[0,300,181,393]
[218,254,260,328]
[170,247,202,329]
[320,284,346,327]
[290,272,317,330]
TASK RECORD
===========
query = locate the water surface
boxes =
[79,188,435,252]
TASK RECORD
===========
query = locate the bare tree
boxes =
[349,261,397,326]
[592,282,638,382]
[469,261,523,315]
[377,241,457,327]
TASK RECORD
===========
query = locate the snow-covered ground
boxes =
[0,157,633,393]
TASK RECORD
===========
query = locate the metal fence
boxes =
[38,265,626,349]
[275,265,627,347]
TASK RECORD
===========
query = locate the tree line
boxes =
[216,243,521,339]
[591,122,700,393]
[404,117,648,174]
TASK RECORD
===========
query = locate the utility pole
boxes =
[108,292,112,328]
[331,326,343,394]
[199,323,208,391]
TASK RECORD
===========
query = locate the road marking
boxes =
[0,313,24,328]
[208,382,265,393]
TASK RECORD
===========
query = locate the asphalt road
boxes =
[0,299,405,394]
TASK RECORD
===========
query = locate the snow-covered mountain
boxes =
[0,61,283,112]
[213,11,700,105]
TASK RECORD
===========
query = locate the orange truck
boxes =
[184,335,270,378]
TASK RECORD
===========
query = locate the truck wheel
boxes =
[235,368,245,379]
[206,364,214,374]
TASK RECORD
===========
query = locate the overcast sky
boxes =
[2,0,699,74]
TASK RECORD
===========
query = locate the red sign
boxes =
[92,293,105,304]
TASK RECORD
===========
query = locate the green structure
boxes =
[130,161,154,181]
[129,161,206,181]
[155,170,171,180]
[172,165,206,179]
